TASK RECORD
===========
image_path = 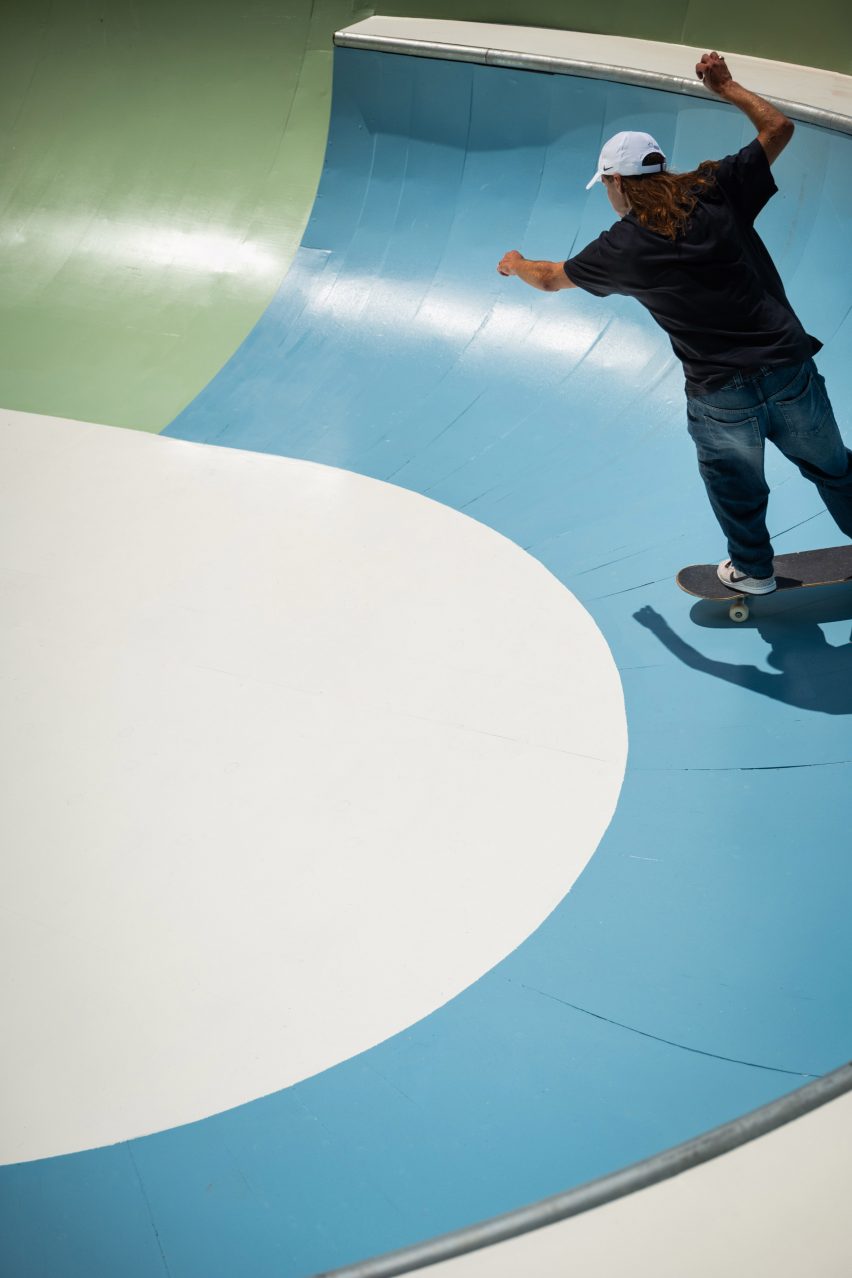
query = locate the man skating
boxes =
[498,51,852,595]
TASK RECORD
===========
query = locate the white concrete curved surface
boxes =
[0,409,627,1163]
[337,17,852,130]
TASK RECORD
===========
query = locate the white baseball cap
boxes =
[586,131,667,190]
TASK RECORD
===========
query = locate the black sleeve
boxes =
[563,229,626,298]
[713,137,778,225]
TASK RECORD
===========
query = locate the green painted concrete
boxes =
[0,0,369,431]
[1,0,849,431]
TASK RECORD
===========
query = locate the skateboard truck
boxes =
[727,596,750,624]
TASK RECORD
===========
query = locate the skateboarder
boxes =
[498,51,852,596]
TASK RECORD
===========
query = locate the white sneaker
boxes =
[717,559,776,595]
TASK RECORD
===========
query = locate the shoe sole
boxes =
[718,578,777,595]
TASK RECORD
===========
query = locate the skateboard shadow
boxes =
[634,589,852,715]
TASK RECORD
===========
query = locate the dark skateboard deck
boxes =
[677,545,852,620]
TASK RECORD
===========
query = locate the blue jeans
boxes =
[686,359,852,579]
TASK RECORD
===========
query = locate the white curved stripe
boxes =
[0,409,627,1163]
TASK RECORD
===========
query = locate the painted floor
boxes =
[1,408,626,1165]
[2,36,852,1278]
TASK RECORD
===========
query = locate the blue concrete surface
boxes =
[3,47,851,1278]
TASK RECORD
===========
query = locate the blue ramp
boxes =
[5,45,852,1278]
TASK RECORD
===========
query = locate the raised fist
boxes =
[696,51,733,94]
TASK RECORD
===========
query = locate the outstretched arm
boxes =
[696,51,794,165]
[497,251,576,292]
[634,605,771,690]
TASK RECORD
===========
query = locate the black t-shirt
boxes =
[563,138,821,396]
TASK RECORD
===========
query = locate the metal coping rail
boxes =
[315,1060,852,1277]
[333,32,852,137]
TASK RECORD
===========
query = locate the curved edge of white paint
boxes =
[0,408,628,1163]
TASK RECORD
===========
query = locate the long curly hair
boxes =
[614,156,721,240]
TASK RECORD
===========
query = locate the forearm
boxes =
[499,254,567,292]
[515,259,561,291]
[696,53,794,161]
[718,79,793,141]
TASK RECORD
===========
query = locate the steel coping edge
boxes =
[332,32,852,136]
[313,1060,852,1277]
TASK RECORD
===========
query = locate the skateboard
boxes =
[677,544,852,622]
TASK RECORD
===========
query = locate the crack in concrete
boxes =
[513,981,819,1080]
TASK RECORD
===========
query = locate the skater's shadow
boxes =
[634,590,852,714]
